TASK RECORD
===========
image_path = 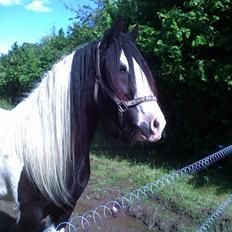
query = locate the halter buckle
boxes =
[118,101,128,113]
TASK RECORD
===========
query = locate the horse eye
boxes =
[120,64,127,73]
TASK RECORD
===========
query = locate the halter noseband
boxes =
[94,41,157,125]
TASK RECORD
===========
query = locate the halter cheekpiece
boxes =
[94,41,157,125]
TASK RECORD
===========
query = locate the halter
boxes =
[94,41,157,125]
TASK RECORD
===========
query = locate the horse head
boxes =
[95,20,166,144]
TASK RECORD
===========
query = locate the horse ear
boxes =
[100,19,124,49]
[130,25,139,42]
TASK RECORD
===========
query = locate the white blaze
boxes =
[120,50,166,142]
[120,50,129,70]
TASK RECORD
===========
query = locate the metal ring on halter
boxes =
[118,101,128,113]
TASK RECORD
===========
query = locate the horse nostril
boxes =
[139,122,150,139]
[152,118,160,130]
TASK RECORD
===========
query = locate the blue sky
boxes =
[0,0,96,54]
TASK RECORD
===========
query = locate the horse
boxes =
[0,20,166,232]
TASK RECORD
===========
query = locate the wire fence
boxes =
[196,194,232,232]
[44,145,232,232]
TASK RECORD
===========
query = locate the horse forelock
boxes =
[104,33,156,100]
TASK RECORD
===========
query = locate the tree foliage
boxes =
[0,28,69,100]
[98,0,232,156]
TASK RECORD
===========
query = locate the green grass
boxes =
[89,138,232,231]
[90,152,232,204]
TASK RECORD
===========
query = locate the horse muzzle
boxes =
[134,112,166,143]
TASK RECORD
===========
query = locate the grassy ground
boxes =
[87,134,232,231]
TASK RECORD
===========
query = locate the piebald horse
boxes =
[0,21,166,231]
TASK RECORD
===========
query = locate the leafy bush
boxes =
[0,99,13,110]
[152,0,232,157]
[0,29,69,101]
[103,0,232,157]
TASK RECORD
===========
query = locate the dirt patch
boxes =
[71,193,149,232]
[0,200,18,218]
[68,184,195,232]
[0,200,17,231]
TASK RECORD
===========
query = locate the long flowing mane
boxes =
[6,41,98,207]
[12,52,75,206]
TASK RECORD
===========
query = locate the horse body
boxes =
[0,21,166,232]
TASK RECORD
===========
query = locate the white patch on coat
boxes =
[120,50,129,71]
[43,224,65,232]
[0,108,22,203]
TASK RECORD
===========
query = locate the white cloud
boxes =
[24,0,52,12]
[0,47,9,55]
[0,0,22,5]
